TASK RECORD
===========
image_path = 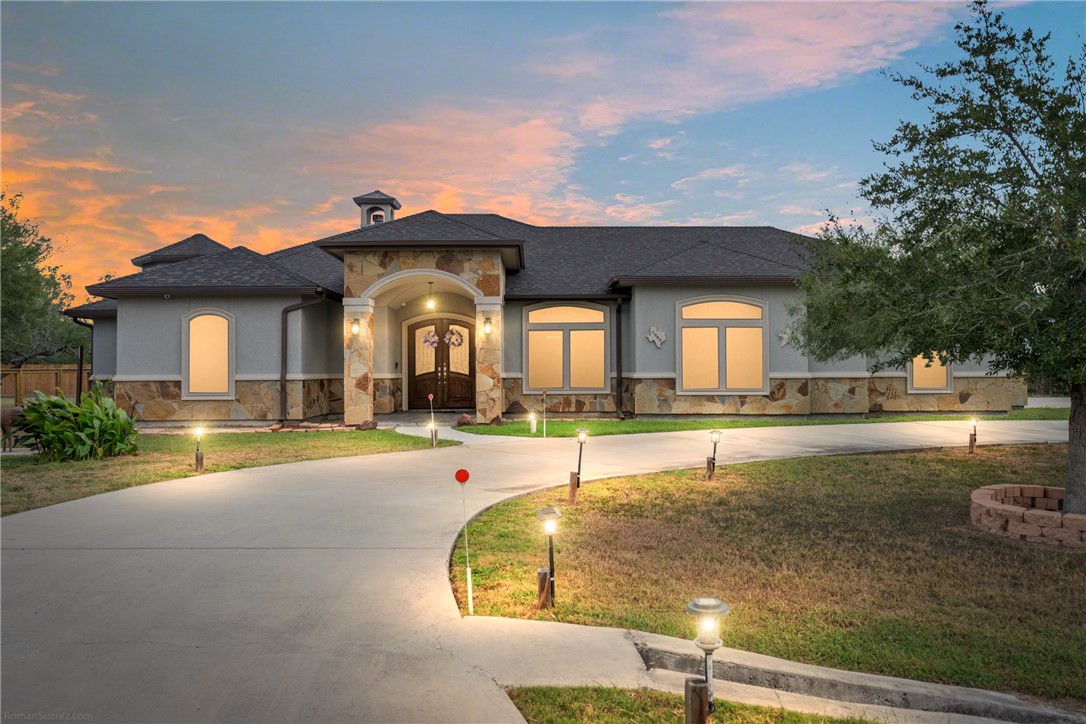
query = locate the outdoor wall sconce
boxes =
[426,282,436,310]
[969,417,978,454]
[685,596,730,718]
[483,316,493,335]
[529,412,537,435]
[706,430,722,480]
[194,426,205,472]
[536,505,562,608]
[569,428,589,504]
[350,318,361,336]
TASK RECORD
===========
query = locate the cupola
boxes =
[353,190,401,227]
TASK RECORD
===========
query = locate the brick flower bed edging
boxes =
[970,484,1086,548]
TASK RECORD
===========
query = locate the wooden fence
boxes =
[1,365,92,405]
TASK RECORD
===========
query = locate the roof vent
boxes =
[353,190,401,227]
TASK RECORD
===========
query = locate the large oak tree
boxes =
[1,192,89,368]
[793,2,1086,512]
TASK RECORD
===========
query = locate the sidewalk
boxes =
[1,420,1075,723]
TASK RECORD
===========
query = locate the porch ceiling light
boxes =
[426,282,436,310]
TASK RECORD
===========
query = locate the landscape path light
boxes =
[706,430,722,480]
[529,412,537,435]
[969,417,978,454]
[542,390,548,438]
[535,506,562,607]
[686,597,730,719]
[569,428,589,504]
[194,427,205,472]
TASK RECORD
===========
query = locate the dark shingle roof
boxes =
[64,298,118,319]
[130,233,230,267]
[315,210,512,245]
[352,190,401,210]
[268,242,345,295]
[89,247,333,298]
[441,217,808,296]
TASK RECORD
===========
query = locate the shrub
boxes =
[13,384,138,461]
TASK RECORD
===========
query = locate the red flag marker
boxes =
[427,393,434,401]
[455,468,470,484]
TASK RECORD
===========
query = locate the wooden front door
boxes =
[407,319,475,409]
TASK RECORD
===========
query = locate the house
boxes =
[65,190,1026,424]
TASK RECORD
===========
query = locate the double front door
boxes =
[407,319,475,409]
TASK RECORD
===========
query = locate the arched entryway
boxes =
[406,315,475,409]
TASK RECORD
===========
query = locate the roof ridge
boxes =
[232,246,324,289]
[433,211,517,241]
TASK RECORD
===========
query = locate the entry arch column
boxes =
[475,301,503,424]
[344,300,374,425]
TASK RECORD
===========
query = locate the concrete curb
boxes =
[633,631,1085,724]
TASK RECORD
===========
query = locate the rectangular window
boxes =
[528,330,564,389]
[189,315,229,394]
[725,327,763,389]
[911,353,949,390]
[681,327,719,389]
[569,330,605,388]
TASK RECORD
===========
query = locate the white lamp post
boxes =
[529,412,537,435]
[427,420,438,448]
[686,597,730,715]
[575,428,588,483]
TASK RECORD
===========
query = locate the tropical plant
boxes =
[13,383,138,461]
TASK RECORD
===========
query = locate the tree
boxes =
[792,1,1086,512]
[1,191,89,367]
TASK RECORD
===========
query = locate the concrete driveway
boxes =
[1,420,1069,722]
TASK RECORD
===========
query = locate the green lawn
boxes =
[508,687,867,724]
[2,430,456,515]
[456,408,1069,437]
[452,445,1084,709]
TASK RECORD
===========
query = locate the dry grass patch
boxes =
[2,430,455,515]
[452,445,1084,709]
[508,687,867,723]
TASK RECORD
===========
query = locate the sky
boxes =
[2,1,1083,298]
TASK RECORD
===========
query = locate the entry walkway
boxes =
[1,421,1074,723]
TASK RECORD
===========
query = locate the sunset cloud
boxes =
[671,165,752,191]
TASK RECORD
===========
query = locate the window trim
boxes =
[675,295,769,395]
[181,307,236,400]
[522,302,610,394]
[907,353,954,394]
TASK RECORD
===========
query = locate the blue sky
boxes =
[2,1,1083,294]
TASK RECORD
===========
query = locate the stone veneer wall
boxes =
[343,249,504,424]
[374,378,402,415]
[868,377,1027,413]
[115,379,341,421]
[503,378,618,414]
[621,376,1026,415]
[971,484,1086,548]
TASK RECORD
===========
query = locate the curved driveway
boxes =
[1,420,1068,723]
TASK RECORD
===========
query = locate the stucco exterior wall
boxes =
[91,319,117,378]
[116,295,304,378]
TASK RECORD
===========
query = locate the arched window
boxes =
[524,303,609,392]
[182,309,235,399]
[908,352,952,393]
[677,297,767,394]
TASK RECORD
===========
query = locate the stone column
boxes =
[475,303,503,424]
[344,302,374,425]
